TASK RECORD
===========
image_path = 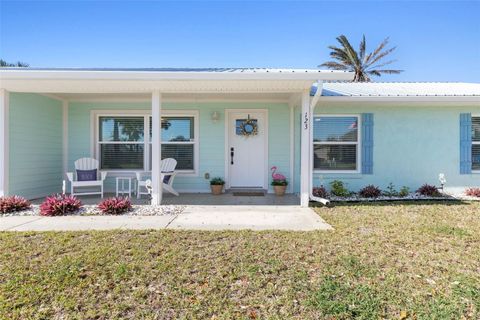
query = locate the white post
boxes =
[300,90,311,207]
[288,101,295,194]
[62,100,68,179]
[151,91,163,205]
[0,89,9,197]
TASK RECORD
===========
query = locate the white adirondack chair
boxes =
[66,158,107,198]
[136,158,179,198]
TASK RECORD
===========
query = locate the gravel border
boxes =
[319,192,480,203]
[1,204,186,217]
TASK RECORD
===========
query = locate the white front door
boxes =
[227,110,267,189]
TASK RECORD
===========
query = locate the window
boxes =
[313,115,360,171]
[95,111,198,173]
[473,116,480,171]
[149,116,196,171]
[98,117,145,170]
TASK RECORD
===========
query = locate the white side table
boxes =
[116,177,132,197]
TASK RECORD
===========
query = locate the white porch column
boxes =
[300,90,311,207]
[151,91,163,205]
[0,89,9,197]
[62,100,68,179]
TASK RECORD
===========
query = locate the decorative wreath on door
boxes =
[238,115,258,137]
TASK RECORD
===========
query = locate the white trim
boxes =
[312,114,362,174]
[300,90,311,207]
[0,69,353,81]
[90,109,199,176]
[224,109,269,190]
[62,100,68,178]
[0,89,9,197]
[289,102,295,193]
[67,97,290,103]
[151,91,162,205]
[38,93,65,102]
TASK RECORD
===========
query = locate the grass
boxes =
[1,201,479,319]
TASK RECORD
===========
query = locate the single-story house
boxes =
[0,68,479,207]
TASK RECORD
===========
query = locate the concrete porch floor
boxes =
[31,192,301,206]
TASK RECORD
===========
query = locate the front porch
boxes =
[1,69,353,207]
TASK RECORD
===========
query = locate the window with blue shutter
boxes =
[313,116,359,171]
[471,116,480,171]
[460,113,472,174]
[361,113,374,174]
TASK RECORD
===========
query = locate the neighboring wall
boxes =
[299,103,480,194]
[9,93,63,199]
[68,101,291,193]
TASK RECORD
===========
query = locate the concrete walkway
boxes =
[0,206,332,231]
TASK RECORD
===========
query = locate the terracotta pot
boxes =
[211,184,224,195]
[273,185,287,196]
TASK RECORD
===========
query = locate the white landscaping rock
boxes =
[1,204,186,217]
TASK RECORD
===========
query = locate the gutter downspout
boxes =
[309,82,330,206]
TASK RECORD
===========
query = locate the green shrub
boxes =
[399,186,410,197]
[382,183,399,197]
[329,180,351,197]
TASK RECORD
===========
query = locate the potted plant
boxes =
[210,177,225,195]
[271,179,288,196]
[271,166,288,196]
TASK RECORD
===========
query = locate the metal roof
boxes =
[315,82,480,97]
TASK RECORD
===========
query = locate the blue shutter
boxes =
[361,113,374,174]
[460,113,472,174]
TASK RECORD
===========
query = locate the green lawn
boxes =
[1,202,479,319]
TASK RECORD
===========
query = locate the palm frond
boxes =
[318,61,349,70]
[336,35,361,67]
[359,35,366,62]
[367,59,398,70]
[369,69,403,75]
[366,37,390,64]
[366,46,397,68]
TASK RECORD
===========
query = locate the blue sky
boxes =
[1,0,479,82]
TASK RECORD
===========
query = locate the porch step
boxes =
[228,188,266,196]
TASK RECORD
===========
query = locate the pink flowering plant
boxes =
[98,197,132,215]
[40,194,82,216]
[0,196,31,214]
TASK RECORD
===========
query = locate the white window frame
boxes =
[148,110,199,176]
[472,114,480,173]
[91,109,199,177]
[313,114,361,174]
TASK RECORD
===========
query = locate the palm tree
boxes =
[0,59,29,67]
[320,35,402,82]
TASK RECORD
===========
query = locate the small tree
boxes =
[320,35,402,82]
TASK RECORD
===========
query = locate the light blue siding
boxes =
[361,113,374,174]
[460,113,472,174]
[307,105,480,194]
[68,102,291,193]
[9,93,63,199]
